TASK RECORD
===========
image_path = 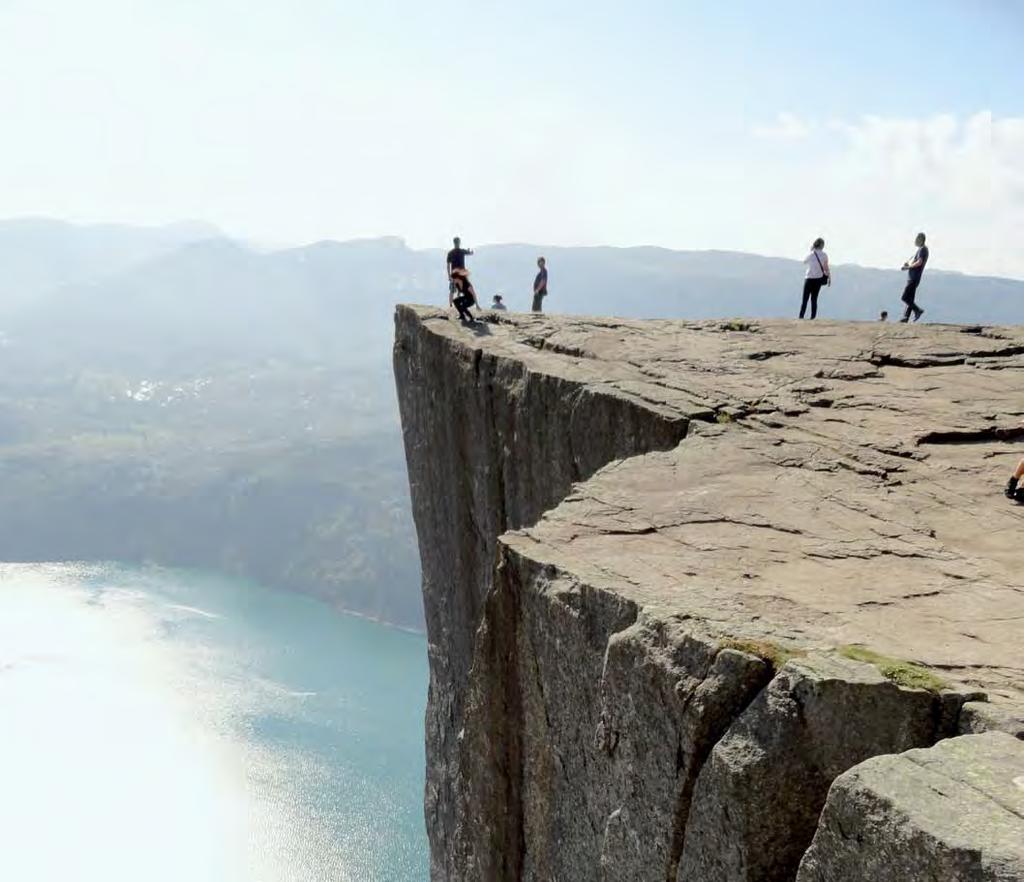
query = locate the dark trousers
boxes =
[532,291,546,312]
[453,293,475,321]
[901,279,921,320]
[800,278,825,319]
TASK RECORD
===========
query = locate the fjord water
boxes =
[0,562,428,882]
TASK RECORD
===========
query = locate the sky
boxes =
[0,0,1021,277]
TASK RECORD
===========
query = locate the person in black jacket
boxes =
[446,237,473,300]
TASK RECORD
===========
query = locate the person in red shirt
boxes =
[450,269,477,322]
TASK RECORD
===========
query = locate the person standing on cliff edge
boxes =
[532,257,548,313]
[446,237,473,306]
[799,238,830,319]
[899,232,929,322]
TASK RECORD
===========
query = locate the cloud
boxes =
[742,111,1024,279]
[820,111,1024,277]
[753,112,814,141]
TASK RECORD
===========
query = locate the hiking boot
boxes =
[1007,476,1020,499]
[912,307,925,322]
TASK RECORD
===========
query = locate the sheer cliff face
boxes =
[393,307,689,878]
[394,305,1024,882]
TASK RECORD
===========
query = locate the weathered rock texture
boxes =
[797,732,1024,881]
[393,306,1024,882]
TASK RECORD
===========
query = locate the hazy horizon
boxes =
[2,214,1022,284]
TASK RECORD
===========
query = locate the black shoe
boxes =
[1006,477,1019,499]
[899,317,910,323]
[912,308,924,322]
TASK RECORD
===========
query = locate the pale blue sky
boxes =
[0,1,1020,275]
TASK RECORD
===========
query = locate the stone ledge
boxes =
[797,732,1024,881]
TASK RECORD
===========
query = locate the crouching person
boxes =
[1005,459,1024,502]
[450,269,477,322]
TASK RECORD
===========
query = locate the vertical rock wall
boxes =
[393,307,688,878]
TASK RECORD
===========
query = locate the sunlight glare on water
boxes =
[0,563,428,882]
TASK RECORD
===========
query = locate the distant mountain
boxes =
[7,232,1021,370]
[0,218,223,313]
[0,219,1020,629]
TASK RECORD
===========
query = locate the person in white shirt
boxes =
[800,237,830,319]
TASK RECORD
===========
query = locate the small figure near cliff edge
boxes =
[1004,458,1024,503]
[799,238,830,320]
[532,257,548,313]
[899,233,929,322]
[490,294,507,311]
[446,237,473,300]
[450,269,477,323]
[879,310,888,321]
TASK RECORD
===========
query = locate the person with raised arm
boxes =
[446,237,473,305]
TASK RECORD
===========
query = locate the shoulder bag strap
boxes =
[813,250,828,283]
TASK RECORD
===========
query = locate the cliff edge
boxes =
[393,305,1024,882]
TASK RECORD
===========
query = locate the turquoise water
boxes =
[0,562,429,882]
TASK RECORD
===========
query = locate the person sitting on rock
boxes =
[1004,459,1024,502]
[449,268,477,322]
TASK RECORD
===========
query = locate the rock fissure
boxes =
[666,646,776,882]
[918,425,1024,446]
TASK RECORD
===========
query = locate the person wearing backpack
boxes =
[799,238,830,319]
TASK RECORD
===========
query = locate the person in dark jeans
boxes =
[531,257,548,312]
[799,238,830,319]
[1005,457,1024,502]
[450,269,477,322]
[446,237,473,301]
[899,233,929,322]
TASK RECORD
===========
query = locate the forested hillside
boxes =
[1,219,1020,628]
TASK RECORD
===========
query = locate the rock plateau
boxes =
[393,305,1024,882]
